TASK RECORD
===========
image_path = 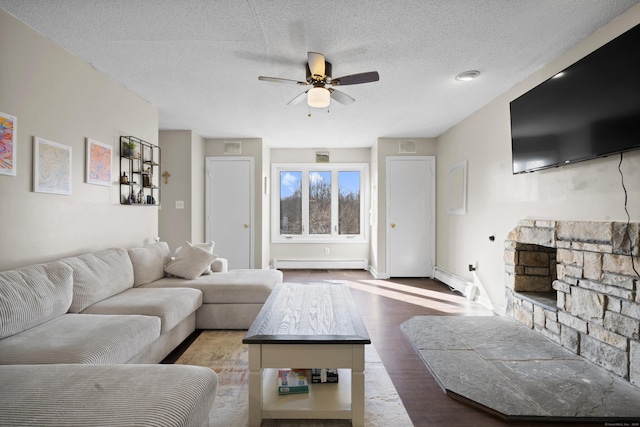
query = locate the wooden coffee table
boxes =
[242,282,371,427]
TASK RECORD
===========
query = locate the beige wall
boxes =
[158,130,207,253]
[435,5,640,312]
[0,9,159,271]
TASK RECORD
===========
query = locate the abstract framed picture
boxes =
[34,136,72,195]
[0,111,17,176]
[86,138,112,186]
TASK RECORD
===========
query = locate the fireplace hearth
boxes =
[504,220,640,387]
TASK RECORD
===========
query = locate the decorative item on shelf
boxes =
[122,140,137,158]
[121,172,128,184]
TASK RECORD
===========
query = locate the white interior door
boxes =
[206,157,254,269]
[386,156,435,277]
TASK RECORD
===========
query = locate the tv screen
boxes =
[510,24,640,174]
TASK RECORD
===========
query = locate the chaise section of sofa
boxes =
[144,268,283,329]
[0,363,218,427]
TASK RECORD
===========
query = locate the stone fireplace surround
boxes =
[504,219,639,387]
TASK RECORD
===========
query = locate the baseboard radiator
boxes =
[432,266,477,300]
[273,259,368,270]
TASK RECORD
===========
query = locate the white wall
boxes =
[0,9,159,270]
[436,5,640,313]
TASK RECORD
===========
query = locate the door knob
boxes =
[244,224,249,228]
[391,223,396,228]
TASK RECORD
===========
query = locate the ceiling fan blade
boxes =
[287,90,309,105]
[329,89,355,105]
[307,52,326,79]
[330,71,379,86]
[259,76,308,85]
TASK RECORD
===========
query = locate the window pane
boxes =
[338,171,360,235]
[280,171,302,234]
[309,171,331,234]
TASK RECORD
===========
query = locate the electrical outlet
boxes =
[175,201,184,209]
[324,248,330,255]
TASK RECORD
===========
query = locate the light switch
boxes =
[175,201,184,209]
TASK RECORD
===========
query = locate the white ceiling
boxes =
[1,0,638,148]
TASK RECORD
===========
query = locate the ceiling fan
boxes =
[258,52,379,109]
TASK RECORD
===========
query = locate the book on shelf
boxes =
[311,368,339,384]
[277,369,309,395]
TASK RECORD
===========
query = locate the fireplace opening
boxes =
[511,243,558,311]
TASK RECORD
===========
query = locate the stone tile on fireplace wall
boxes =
[604,311,639,340]
[588,323,628,350]
[571,287,605,323]
[557,221,613,244]
[583,252,603,281]
[580,333,628,379]
[631,340,640,386]
[579,279,634,300]
[560,325,579,353]
[603,253,640,276]
[613,222,640,257]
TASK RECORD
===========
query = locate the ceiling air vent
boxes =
[224,141,241,155]
[399,140,416,154]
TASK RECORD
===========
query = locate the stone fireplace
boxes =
[504,220,640,387]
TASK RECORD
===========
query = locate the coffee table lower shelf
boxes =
[262,368,352,420]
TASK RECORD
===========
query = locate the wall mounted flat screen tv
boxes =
[510,23,640,174]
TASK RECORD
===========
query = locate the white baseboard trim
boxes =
[274,259,368,270]
[367,266,389,279]
[432,266,478,300]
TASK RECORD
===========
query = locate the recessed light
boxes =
[455,70,481,81]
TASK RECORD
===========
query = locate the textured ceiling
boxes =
[1,0,638,148]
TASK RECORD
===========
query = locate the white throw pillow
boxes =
[174,241,216,274]
[164,241,217,280]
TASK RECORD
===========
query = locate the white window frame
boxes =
[271,163,368,243]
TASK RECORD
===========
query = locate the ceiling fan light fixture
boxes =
[455,70,481,81]
[307,87,330,108]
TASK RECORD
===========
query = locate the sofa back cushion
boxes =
[0,261,73,339]
[63,248,134,313]
[128,242,171,287]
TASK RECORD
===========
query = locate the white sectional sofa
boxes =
[0,241,283,426]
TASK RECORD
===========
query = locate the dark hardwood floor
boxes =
[280,269,603,427]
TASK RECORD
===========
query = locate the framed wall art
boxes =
[86,138,112,186]
[34,136,72,195]
[447,160,467,215]
[0,111,17,176]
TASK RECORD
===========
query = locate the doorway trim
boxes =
[205,156,254,269]
[385,156,436,277]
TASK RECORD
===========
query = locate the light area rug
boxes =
[176,331,413,427]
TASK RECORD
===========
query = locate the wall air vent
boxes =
[224,141,242,155]
[399,140,416,154]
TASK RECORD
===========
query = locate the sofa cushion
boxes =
[0,364,217,427]
[176,241,215,274]
[143,269,283,304]
[128,242,171,287]
[164,241,217,280]
[62,248,134,313]
[81,288,203,333]
[0,261,73,339]
[0,314,160,364]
